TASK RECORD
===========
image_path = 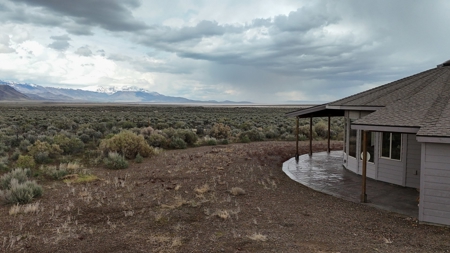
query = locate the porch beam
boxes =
[361,130,368,203]
[327,115,331,153]
[295,116,299,161]
[309,117,313,157]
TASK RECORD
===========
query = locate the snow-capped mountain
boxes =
[1,80,251,104]
[83,85,162,96]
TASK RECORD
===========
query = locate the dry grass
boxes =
[247,232,268,242]
[229,187,246,196]
[9,202,41,215]
[194,184,210,194]
[214,210,230,220]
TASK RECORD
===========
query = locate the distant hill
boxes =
[0,85,29,100]
[1,80,251,104]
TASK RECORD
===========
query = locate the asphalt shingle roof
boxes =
[350,66,450,137]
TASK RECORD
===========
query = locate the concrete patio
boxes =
[283,151,419,218]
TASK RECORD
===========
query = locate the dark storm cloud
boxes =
[11,0,147,32]
[48,34,71,51]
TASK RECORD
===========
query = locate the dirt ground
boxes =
[1,141,450,253]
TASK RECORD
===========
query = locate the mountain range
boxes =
[0,80,250,104]
[0,84,30,101]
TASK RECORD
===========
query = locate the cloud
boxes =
[0,34,15,54]
[75,46,92,56]
[11,0,148,32]
[48,34,71,51]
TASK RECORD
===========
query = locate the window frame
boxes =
[380,132,402,161]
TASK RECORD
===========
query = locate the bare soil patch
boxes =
[1,141,449,252]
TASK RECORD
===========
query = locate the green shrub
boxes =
[28,140,63,163]
[0,179,43,204]
[174,129,198,146]
[16,155,36,169]
[147,133,168,148]
[135,153,144,163]
[170,137,187,149]
[54,134,85,154]
[0,168,32,191]
[40,165,69,180]
[240,129,264,142]
[100,130,155,159]
[10,149,20,161]
[209,123,231,139]
[103,152,129,169]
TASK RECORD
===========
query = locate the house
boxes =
[287,60,450,226]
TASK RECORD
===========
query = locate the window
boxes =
[349,121,357,158]
[360,132,375,163]
[381,132,401,160]
[343,119,347,153]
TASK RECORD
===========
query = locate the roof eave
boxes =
[326,105,383,111]
[351,124,420,133]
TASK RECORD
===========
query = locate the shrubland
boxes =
[0,105,343,173]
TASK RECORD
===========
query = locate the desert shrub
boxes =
[240,129,265,142]
[40,165,68,180]
[135,153,144,163]
[19,139,31,152]
[314,121,328,139]
[119,121,136,129]
[79,134,90,143]
[264,126,280,139]
[33,152,50,164]
[100,130,155,159]
[200,136,217,146]
[28,140,63,162]
[10,149,21,161]
[240,121,253,131]
[174,129,198,146]
[147,133,169,148]
[239,134,251,143]
[140,126,154,136]
[103,152,128,169]
[16,155,36,169]
[170,137,187,149]
[209,123,231,139]
[0,178,43,204]
[53,134,85,155]
[0,168,32,190]
[0,157,8,172]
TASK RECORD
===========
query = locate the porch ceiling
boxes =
[286,104,344,118]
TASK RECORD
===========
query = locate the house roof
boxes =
[352,66,450,138]
[287,61,450,139]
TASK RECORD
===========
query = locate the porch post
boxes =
[309,117,313,157]
[361,130,368,203]
[295,116,299,161]
[327,115,331,153]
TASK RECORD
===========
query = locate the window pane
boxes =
[381,132,390,158]
[343,119,347,153]
[391,133,402,160]
[360,132,375,163]
[349,129,357,157]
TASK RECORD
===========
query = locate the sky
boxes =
[1,0,450,103]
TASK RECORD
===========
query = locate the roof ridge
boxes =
[419,70,450,129]
[360,68,441,105]
[329,68,435,106]
[402,67,449,99]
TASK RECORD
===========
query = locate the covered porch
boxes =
[283,151,419,218]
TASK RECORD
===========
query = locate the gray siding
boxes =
[378,158,404,185]
[377,134,406,186]
[420,143,450,226]
[406,134,421,188]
